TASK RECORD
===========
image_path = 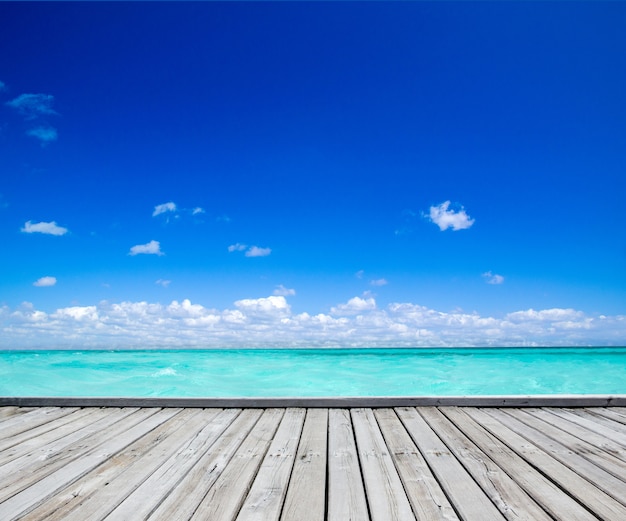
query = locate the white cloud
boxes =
[235,295,290,315]
[129,240,163,256]
[22,220,68,236]
[274,285,296,296]
[506,308,584,323]
[229,244,271,257]
[370,278,388,287]
[482,271,504,285]
[152,202,177,217]
[245,246,271,257]
[228,243,247,252]
[6,93,57,119]
[1,297,625,348]
[0,81,6,92]
[26,126,58,144]
[355,270,365,279]
[53,305,98,321]
[33,276,57,287]
[192,207,205,215]
[156,279,171,288]
[428,201,475,231]
[331,296,377,316]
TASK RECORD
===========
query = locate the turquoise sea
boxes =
[1,347,625,397]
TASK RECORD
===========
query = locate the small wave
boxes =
[152,367,178,377]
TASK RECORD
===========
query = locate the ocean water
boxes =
[1,347,625,397]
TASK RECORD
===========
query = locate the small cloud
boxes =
[6,93,58,119]
[156,279,171,288]
[192,207,205,215]
[355,270,365,279]
[483,271,504,285]
[216,215,232,223]
[228,243,247,252]
[370,278,388,287]
[152,202,177,217]
[26,126,58,145]
[273,284,296,296]
[129,240,164,256]
[33,276,57,287]
[245,246,271,257]
[228,243,271,257]
[428,200,475,231]
[0,80,6,92]
[22,220,68,236]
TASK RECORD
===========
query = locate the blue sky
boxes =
[1,1,625,348]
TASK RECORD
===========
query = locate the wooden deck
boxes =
[1,405,626,520]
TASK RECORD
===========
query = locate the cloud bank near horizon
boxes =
[2,296,624,349]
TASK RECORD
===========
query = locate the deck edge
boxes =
[1,395,625,408]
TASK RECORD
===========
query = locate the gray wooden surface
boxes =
[1,405,625,521]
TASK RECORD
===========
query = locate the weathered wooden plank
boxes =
[88,409,227,521]
[464,407,626,520]
[396,407,505,520]
[0,407,61,431]
[488,408,626,505]
[190,408,285,521]
[58,409,213,520]
[418,407,551,520]
[280,408,328,521]
[0,407,94,459]
[235,408,306,521]
[590,407,626,425]
[374,408,459,521]
[570,407,626,432]
[0,406,60,427]
[503,408,626,492]
[545,407,626,447]
[327,408,370,521]
[109,409,240,521]
[9,409,155,521]
[525,407,626,462]
[439,407,598,521]
[0,407,139,499]
[0,406,23,419]
[0,408,177,521]
[5,405,626,521]
[147,408,263,521]
[569,408,626,436]
[21,410,241,521]
[351,408,416,521]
